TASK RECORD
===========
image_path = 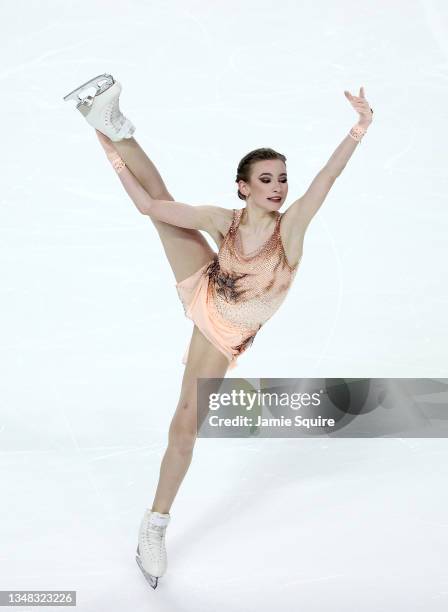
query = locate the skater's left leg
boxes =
[150,325,229,514]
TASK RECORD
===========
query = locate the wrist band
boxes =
[349,123,368,143]
[108,153,126,174]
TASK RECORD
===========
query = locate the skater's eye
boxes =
[260,178,287,183]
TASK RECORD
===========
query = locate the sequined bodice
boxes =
[205,208,299,333]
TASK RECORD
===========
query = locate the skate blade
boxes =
[136,552,159,590]
[62,73,115,103]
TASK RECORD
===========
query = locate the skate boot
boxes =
[63,73,135,142]
[136,509,171,589]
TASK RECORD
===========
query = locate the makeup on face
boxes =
[257,171,288,205]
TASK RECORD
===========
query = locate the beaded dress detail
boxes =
[176,208,301,369]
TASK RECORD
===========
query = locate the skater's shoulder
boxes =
[207,205,234,235]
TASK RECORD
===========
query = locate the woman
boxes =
[63,74,373,588]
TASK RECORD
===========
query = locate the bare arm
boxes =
[95,130,224,233]
[116,164,216,230]
[283,87,374,238]
[283,165,337,236]
[281,120,372,259]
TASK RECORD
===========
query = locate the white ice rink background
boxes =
[1,0,448,610]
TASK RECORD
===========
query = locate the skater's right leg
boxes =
[110,136,171,201]
[97,131,214,282]
[64,74,215,282]
[99,134,215,283]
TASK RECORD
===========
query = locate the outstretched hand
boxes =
[344,86,373,126]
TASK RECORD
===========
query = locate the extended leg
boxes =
[102,135,215,282]
[64,73,215,282]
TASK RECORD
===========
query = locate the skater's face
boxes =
[239,160,288,211]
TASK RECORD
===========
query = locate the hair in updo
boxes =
[235,147,287,201]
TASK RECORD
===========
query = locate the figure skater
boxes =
[63,74,373,588]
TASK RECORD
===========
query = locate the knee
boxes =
[168,426,197,454]
[168,401,197,454]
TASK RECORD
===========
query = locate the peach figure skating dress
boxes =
[176,208,301,369]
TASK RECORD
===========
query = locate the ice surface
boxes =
[1,0,447,609]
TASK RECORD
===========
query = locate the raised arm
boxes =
[95,129,225,234]
[282,87,374,249]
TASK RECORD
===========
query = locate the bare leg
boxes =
[151,325,229,513]
[96,136,227,509]
[107,136,215,282]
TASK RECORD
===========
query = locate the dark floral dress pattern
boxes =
[205,255,249,303]
[205,255,259,355]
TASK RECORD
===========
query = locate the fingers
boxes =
[345,87,367,102]
[344,93,367,108]
[344,86,372,117]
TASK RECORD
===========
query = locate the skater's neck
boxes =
[240,205,277,234]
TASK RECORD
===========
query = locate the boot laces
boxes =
[106,99,126,133]
[143,524,166,560]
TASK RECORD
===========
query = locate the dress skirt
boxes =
[176,259,251,370]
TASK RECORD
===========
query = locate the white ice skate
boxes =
[136,509,171,589]
[63,73,135,142]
